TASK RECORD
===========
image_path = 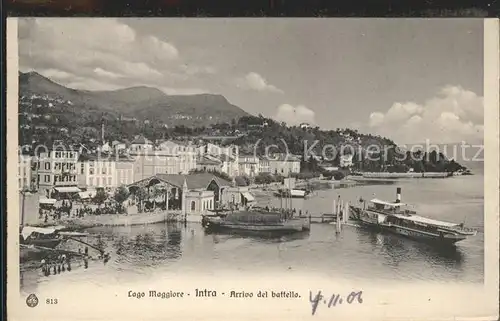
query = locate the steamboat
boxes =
[350,187,477,245]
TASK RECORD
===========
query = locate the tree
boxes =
[92,190,108,207]
[113,186,130,205]
[134,187,149,213]
[254,172,273,185]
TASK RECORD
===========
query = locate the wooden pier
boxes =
[299,197,350,233]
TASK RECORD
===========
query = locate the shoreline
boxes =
[25,173,473,230]
[29,211,181,229]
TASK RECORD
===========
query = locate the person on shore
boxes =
[44,214,48,223]
[41,259,47,274]
[61,254,67,271]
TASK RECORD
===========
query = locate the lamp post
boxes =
[20,190,26,227]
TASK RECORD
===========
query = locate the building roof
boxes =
[78,153,134,162]
[260,154,301,162]
[153,173,232,190]
[197,156,222,165]
[217,154,235,162]
[131,135,153,145]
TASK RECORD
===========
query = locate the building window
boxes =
[81,163,84,174]
[44,162,50,170]
[89,178,94,186]
[107,177,112,186]
[89,168,94,175]
[191,201,196,211]
[44,175,50,183]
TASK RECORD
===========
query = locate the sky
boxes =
[18,18,484,144]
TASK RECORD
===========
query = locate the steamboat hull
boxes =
[356,218,466,246]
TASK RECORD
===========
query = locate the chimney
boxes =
[396,187,401,203]
[101,122,105,143]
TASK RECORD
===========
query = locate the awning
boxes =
[39,198,57,205]
[78,191,96,199]
[241,192,255,202]
[54,186,81,193]
[21,226,57,240]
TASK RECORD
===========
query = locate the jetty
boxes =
[353,172,451,179]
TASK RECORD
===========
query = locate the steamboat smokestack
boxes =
[396,187,401,203]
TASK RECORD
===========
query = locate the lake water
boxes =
[20,170,484,295]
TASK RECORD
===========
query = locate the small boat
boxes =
[350,188,477,246]
[19,226,89,249]
[202,208,310,234]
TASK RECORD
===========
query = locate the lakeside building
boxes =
[78,154,116,189]
[115,157,136,186]
[238,154,260,177]
[198,143,239,177]
[36,149,80,198]
[18,154,33,191]
[77,154,135,189]
[196,155,222,172]
[218,154,238,177]
[127,173,253,222]
[258,157,271,173]
[130,140,197,181]
[265,154,301,177]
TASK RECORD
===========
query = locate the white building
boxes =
[130,141,197,181]
[128,136,154,153]
[218,154,239,177]
[258,157,271,173]
[340,154,354,168]
[112,140,127,152]
[18,154,32,191]
[37,150,80,197]
[78,155,116,189]
[198,143,239,177]
[115,157,135,186]
[238,154,260,177]
[268,154,301,177]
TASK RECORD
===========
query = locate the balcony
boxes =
[54,180,77,186]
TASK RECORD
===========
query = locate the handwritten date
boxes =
[309,290,363,315]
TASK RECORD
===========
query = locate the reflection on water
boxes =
[103,224,184,267]
[358,229,464,269]
[204,229,311,243]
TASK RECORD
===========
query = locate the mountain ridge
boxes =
[18,71,251,125]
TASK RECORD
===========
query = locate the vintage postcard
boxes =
[6,18,499,320]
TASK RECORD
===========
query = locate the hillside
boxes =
[18,71,250,126]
